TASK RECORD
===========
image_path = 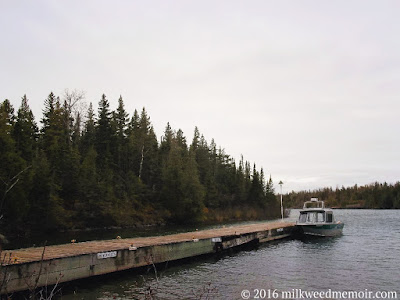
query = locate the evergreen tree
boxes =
[28,150,67,230]
[234,155,247,205]
[40,95,66,162]
[94,94,116,224]
[41,92,56,134]
[192,131,210,185]
[71,112,81,147]
[265,175,278,214]
[190,126,200,152]
[39,94,80,226]
[126,109,140,174]
[176,129,187,153]
[248,164,265,206]
[161,137,204,223]
[0,100,17,218]
[77,145,100,226]
[181,148,205,222]
[204,138,219,208]
[0,100,30,227]
[115,96,128,139]
[137,108,158,184]
[112,96,129,174]
[159,122,173,161]
[161,138,184,221]
[62,100,74,146]
[13,95,38,162]
[126,108,159,188]
[81,102,96,155]
[95,94,113,170]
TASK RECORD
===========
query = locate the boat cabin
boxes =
[298,210,335,224]
[298,198,335,224]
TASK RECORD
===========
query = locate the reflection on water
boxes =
[59,210,400,299]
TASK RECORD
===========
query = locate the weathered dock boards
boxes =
[0,221,295,294]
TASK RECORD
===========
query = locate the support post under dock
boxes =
[0,221,295,294]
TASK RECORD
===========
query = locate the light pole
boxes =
[279,181,283,221]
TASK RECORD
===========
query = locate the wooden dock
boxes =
[0,221,295,294]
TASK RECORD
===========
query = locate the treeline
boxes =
[0,92,279,235]
[284,182,400,209]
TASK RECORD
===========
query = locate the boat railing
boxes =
[303,198,325,209]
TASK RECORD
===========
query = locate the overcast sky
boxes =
[1,1,399,192]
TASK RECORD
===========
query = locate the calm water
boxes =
[59,210,400,299]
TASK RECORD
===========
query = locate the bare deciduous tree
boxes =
[62,89,87,135]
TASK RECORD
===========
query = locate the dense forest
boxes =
[0,92,279,237]
[284,182,400,209]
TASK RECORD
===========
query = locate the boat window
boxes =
[306,212,316,223]
[326,212,333,223]
[299,213,307,223]
[316,212,325,222]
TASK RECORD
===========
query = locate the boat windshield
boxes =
[299,211,325,223]
[299,212,307,223]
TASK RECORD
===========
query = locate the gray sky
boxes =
[1,1,399,192]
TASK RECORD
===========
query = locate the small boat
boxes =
[296,198,344,237]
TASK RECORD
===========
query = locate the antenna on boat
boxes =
[279,181,283,221]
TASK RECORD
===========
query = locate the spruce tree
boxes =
[161,138,184,221]
[95,94,113,170]
[234,155,247,205]
[115,96,128,139]
[181,148,205,222]
[81,102,96,155]
[190,126,200,151]
[113,95,129,173]
[126,109,140,175]
[95,94,116,224]
[248,164,265,206]
[265,175,278,215]
[41,92,56,135]
[13,95,38,162]
[161,135,204,223]
[159,122,173,160]
[78,145,100,225]
[192,130,210,185]
[28,150,67,230]
[0,100,30,228]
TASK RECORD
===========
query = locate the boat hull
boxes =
[297,223,344,237]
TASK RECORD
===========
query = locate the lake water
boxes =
[60,210,400,299]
